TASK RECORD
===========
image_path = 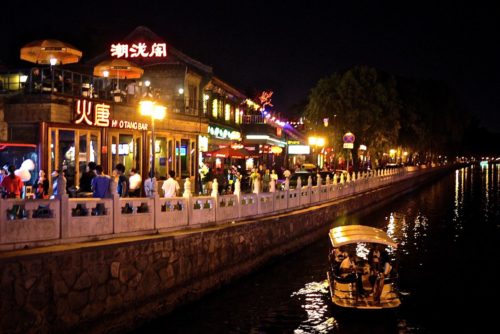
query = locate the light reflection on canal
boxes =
[136,165,499,333]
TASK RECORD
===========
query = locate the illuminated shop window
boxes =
[235,108,240,124]
[225,104,231,121]
[212,99,218,118]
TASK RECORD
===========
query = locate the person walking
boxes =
[162,170,180,198]
[0,165,24,198]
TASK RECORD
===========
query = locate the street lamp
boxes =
[140,100,166,186]
[308,136,326,167]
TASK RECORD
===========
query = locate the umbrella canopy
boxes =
[20,39,82,65]
[205,147,256,159]
[93,59,144,79]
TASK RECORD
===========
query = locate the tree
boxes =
[305,66,401,170]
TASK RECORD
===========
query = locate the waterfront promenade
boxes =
[2,166,422,251]
[0,165,448,333]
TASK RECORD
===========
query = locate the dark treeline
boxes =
[302,65,497,169]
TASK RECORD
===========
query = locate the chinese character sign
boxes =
[74,99,149,130]
[76,99,111,127]
[110,42,167,59]
[75,99,94,126]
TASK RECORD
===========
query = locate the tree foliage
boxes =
[305,66,401,168]
[304,65,475,167]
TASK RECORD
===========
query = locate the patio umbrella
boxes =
[20,39,82,65]
[93,58,144,90]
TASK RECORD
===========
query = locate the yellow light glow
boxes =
[140,100,166,120]
[308,136,325,147]
[225,104,231,121]
[390,149,396,156]
[139,100,155,116]
[153,105,166,120]
[212,99,218,118]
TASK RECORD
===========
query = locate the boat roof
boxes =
[329,225,397,248]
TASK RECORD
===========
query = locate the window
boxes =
[235,108,240,124]
[48,128,100,189]
[0,143,38,185]
[212,99,218,118]
[225,103,231,121]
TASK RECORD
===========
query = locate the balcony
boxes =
[0,67,202,118]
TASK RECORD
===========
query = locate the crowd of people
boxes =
[199,163,288,195]
[330,245,394,304]
[0,161,183,200]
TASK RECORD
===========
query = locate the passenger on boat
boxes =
[368,245,382,272]
[340,254,366,297]
[329,247,347,273]
[373,254,393,303]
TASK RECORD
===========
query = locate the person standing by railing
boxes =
[91,165,111,198]
[0,165,24,198]
[113,163,129,197]
[35,169,49,199]
[50,169,66,200]
[162,170,180,198]
[143,171,157,197]
[128,169,142,197]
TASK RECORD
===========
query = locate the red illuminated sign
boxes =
[110,42,167,59]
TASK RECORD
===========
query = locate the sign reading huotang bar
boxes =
[110,42,167,59]
[74,99,148,130]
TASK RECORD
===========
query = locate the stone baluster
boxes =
[234,178,241,196]
[284,177,290,191]
[308,175,313,187]
[253,178,261,194]
[270,179,276,193]
[211,178,219,197]
[297,176,302,189]
[183,178,192,198]
[316,174,322,186]
[325,175,330,185]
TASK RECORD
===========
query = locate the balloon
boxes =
[21,159,35,171]
[15,169,32,182]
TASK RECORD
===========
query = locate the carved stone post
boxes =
[211,178,219,197]
[270,179,276,193]
[183,178,192,198]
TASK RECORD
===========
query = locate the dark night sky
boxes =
[2,1,499,131]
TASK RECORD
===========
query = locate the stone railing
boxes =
[0,166,440,250]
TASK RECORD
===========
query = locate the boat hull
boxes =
[327,271,401,310]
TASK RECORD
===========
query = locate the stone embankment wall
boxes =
[0,168,446,333]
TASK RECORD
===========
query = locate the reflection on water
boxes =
[291,281,338,334]
[136,165,499,334]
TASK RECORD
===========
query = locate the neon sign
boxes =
[110,42,167,59]
[74,99,149,130]
[75,99,110,127]
[208,125,241,140]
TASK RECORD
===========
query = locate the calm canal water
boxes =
[137,164,499,333]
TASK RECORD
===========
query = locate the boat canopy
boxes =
[329,225,398,248]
